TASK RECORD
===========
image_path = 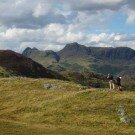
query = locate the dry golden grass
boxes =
[0,77,135,135]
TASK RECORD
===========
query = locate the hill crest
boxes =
[0,50,64,79]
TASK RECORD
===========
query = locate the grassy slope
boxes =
[0,66,13,77]
[30,55,57,68]
[0,78,135,135]
[59,58,118,75]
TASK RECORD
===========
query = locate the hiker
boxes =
[107,73,115,90]
[115,76,122,91]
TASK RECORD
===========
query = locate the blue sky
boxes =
[0,0,135,51]
[108,13,135,34]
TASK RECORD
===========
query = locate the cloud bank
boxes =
[0,0,134,52]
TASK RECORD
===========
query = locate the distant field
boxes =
[0,78,135,135]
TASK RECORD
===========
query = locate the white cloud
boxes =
[44,23,85,43]
[0,0,134,52]
[0,25,135,52]
[0,0,66,28]
[0,28,43,42]
[86,33,135,49]
[126,9,135,25]
[33,1,51,18]
[88,33,115,43]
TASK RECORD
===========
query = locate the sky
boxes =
[0,0,135,52]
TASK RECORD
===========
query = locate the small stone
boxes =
[118,106,135,124]
[44,84,52,89]
[44,84,62,90]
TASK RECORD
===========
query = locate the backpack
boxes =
[114,77,121,85]
[107,74,113,80]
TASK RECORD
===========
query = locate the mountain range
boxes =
[0,43,134,88]
[0,49,109,88]
[22,42,135,75]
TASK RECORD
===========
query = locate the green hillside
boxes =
[0,78,135,135]
[0,66,13,77]
[22,47,60,67]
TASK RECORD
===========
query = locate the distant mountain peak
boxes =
[24,47,38,51]
[65,42,83,49]
[32,47,38,51]
[59,42,89,58]
[25,47,31,50]
[66,42,79,46]
[22,47,60,64]
[22,47,38,57]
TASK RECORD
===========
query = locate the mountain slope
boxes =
[22,47,60,67]
[0,50,64,79]
[61,71,108,88]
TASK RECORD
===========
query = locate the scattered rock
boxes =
[44,84,52,89]
[79,86,87,90]
[44,83,62,90]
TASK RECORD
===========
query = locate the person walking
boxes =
[116,76,122,91]
[107,73,115,90]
